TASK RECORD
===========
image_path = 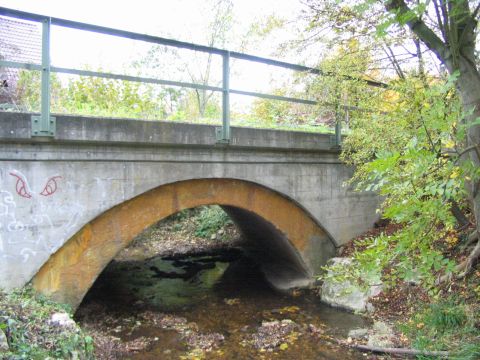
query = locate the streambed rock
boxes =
[49,312,78,330]
[346,321,396,348]
[347,327,369,340]
[367,321,395,348]
[248,319,299,350]
[0,329,8,352]
[320,257,382,313]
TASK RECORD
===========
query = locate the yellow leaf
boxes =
[279,343,289,351]
[444,140,455,149]
[224,298,240,305]
[279,306,300,314]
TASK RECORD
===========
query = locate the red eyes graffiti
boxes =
[10,172,32,199]
[9,172,62,198]
[40,176,62,196]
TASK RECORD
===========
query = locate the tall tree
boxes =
[306,0,480,279]
[382,0,480,276]
[139,0,286,119]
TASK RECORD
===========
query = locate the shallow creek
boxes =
[76,248,368,359]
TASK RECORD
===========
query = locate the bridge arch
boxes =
[32,178,336,309]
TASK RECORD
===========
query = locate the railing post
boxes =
[331,92,348,149]
[216,51,230,143]
[330,101,342,149]
[32,16,55,137]
[335,115,342,147]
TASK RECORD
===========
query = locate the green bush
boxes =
[194,206,232,239]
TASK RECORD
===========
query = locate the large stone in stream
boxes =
[320,257,382,313]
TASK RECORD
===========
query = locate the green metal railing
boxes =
[0,7,387,145]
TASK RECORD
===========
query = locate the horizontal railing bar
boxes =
[0,6,388,89]
[51,19,226,56]
[0,60,42,71]
[0,7,225,55]
[51,67,223,92]
[57,70,319,106]
[0,60,223,91]
[231,89,378,113]
[229,53,387,89]
[0,7,45,22]
[0,60,319,105]
[230,89,317,105]
[0,60,376,113]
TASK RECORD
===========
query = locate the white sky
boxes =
[0,0,300,40]
[0,1,307,83]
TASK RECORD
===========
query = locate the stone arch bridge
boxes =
[0,112,379,309]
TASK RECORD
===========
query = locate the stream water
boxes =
[76,248,368,359]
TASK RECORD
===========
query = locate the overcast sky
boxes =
[0,0,305,59]
[0,0,301,37]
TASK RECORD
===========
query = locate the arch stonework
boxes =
[32,178,335,309]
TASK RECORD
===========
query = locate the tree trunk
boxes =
[449,200,470,228]
[454,58,480,274]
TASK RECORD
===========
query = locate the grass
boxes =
[399,297,480,359]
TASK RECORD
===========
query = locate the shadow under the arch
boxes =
[77,204,313,313]
[222,206,312,290]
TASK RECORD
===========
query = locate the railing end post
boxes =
[33,15,55,138]
[218,51,230,144]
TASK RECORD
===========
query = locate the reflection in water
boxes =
[76,248,367,359]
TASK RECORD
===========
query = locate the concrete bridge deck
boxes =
[0,111,379,308]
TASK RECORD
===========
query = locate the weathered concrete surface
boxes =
[0,112,380,308]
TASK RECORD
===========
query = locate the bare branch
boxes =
[472,3,480,20]
[432,0,446,40]
[382,43,405,79]
[385,0,449,63]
